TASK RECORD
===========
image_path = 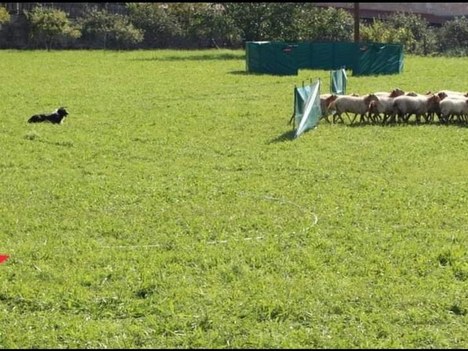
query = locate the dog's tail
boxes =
[28,115,46,123]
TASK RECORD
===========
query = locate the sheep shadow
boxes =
[345,120,467,128]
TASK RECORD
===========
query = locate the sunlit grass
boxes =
[0,50,467,348]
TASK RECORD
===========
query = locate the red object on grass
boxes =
[0,255,9,264]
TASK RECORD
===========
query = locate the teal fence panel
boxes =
[246,41,403,76]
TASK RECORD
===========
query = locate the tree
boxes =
[79,8,143,49]
[26,6,80,51]
[192,3,241,48]
[387,12,436,55]
[166,3,242,48]
[222,3,275,42]
[126,3,182,48]
[295,5,354,42]
[360,19,416,48]
[438,16,468,55]
[0,6,10,25]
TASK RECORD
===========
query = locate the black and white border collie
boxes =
[28,107,69,124]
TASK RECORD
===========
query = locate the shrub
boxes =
[0,6,10,25]
[438,16,468,54]
[221,3,305,42]
[387,12,437,55]
[79,7,143,49]
[360,19,416,47]
[175,3,242,48]
[295,5,354,42]
[359,12,438,55]
[126,3,182,48]
[25,6,81,51]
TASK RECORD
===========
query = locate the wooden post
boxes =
[354,2,360,43]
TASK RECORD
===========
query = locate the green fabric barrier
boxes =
[245,41,298,75]
[330,68,347,95]
[245,41,403,76]
[292,80,322,138]
[353,42,404,76]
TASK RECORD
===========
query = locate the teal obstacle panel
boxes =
[245,41,404,76]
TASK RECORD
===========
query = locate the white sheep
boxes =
[436,90,468,99]
[373,88,405,98]
[328,93,379,124]
[369,89,406,123]
[439,97,468,123]
[391,94,441,124]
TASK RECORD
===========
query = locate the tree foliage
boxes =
[360,19,416,47]
[79,7,143,49]
[0,6,10,24]
[295,5,354,42]
[387,12,437,55]
[126,3,182,48]
[222,3,276,42]
[7,3,468,56]
[360,12,438,55]
[25,6,80,50]
[438,16,468,55]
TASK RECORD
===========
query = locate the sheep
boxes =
[438,97,468,124]
[319,94,338,123]
[288,93,339,126]
[436,90,468,99]
[328,93,379,124]
[374,88,405,98]
[369,89,406,123]
[390,94,441,124]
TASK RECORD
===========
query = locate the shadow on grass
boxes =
[24,135,74,147]
[229,70,284,76]
[229,70,251,75]
[345,121,468,128]
[268,129,296,143]
[132,53,245,62]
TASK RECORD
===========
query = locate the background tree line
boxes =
[1,2,468,56]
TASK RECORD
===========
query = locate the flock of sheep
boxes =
[319,89,468,125]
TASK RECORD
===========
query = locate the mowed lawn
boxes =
[0,49,467,348]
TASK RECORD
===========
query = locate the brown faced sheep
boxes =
[328,93,379,124]
[391,94,441,124]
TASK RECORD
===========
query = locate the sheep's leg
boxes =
[321,113,331,124]
[415,114,422,124]
[360,113,367,124]
[361,112,369,124]
[373,112,382,124]
[347,112,357,124]
[402,113,411,123]
[372,112,382,124]
[440,113,448,124]
[335,112,345,124]
[382,113,391,124]
[423,112,431,123]
[333,112,343,124]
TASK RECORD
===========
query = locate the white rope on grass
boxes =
[204,192,318,246]
[101,193,318,249]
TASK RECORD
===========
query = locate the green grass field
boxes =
[0,49,467,348]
